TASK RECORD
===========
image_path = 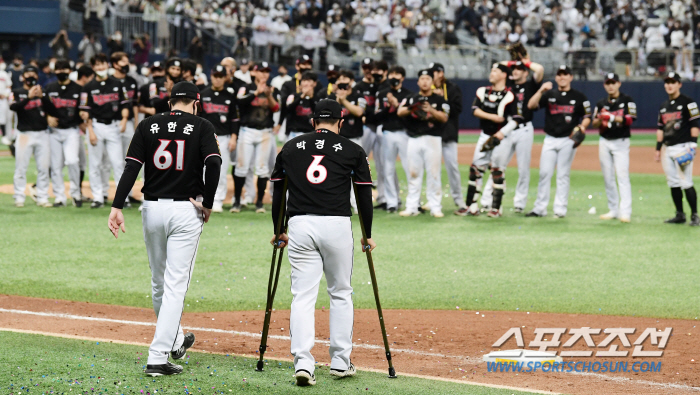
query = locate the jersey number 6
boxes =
[306,155,327,184]
[154,139,185,170]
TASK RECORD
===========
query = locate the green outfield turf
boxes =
[458,131,657,146]
[2,331,532,395]
[1,152,698,320]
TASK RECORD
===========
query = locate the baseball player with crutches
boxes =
[261,99,385,386]
[655,72,700,226]
[108,82,222,376]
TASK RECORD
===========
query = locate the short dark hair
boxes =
[110,51,129,65]
[182,59,197,75]
[338,69,354,80]
[300,71,317,82]
[313,118,341,127]
[37,60,49,70]
[13,53,23,61]
[388,66,406,77]
[90,53,108,66]
[55,60,72,71]
[169,97,195,106]
[373,60,388,72]
[77,65,95,80]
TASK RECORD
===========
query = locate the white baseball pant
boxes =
[102,121,136,199]
[13,130,50,204]
[88,120,124,204]
[288,215,354,374]
[599,137,632,218]
[142,199,203,365]
[481,122,534,209]
[214,134,233,207]
[234,126,273,178]
[531,135,577,216]
[406,135,443,214]
[49,127,81,204]
[229,142,256,204]
[382,130,409,209]
[662,142,696,189]
[442,141,466,209]
[78,133,87,172]
[362,125,386,204]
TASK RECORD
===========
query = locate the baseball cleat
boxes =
[103,196,109,204]
[664,212,686,224]
[240,197,253,206]
[386,207,397,214]
[15,201,24,208]
[431,211,445,218]
[38,201,53,208]
[487,209,501,218]
[690,213,700,226]
[29,184,38,202]
[255,203,266,213]
[1,136,11,145]
[513,207,524,214]
[374,202,387,210]
[453,208,469,216]
[211,203,224,213]
[229,203,241,213]
[330,363,356,378]
[420,204,431,212]
[554,213,566,219]
[398,210,420,217]
[171,333,195,360]
[619,216,631,223]
[90,201,104,209]
[599,212,617,220]
[53,201,66,208]
[294,370,316,386]
[479,205,491,213]
[145,361,183,376]
[73,198,83,208]
[525,211,543,217]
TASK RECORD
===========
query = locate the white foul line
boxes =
[0,308,465,360]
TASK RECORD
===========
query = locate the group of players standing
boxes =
[9,44,700,224]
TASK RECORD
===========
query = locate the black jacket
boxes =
[438,80,462,142]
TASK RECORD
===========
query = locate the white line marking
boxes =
[568,371,700,392]
[0,308,466,360]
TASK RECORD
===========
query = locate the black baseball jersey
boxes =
[283,93,317,134]
[507,76,541,123]
[125,111,221,199]
[138,78,169,108]
[657,94,700,146]
[200,86,239,136]
[472,87,520,136]
[319,91,367,139]
[42,81,82,129]
[594,93,637,140]
[375,86,413,131]
[404,93,450,138]
[116,75,138,120]
[236,83,281,129]
[355,79,379,125]
[270,130,372,217]
[433,80,463,142]
[9,87,48,131]
[79,77,129,121]
[538,88,592,138]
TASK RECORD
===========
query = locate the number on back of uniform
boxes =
[154,139,185,170]
[306,155,327,184]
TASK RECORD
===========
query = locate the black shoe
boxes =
[374,202,387,210]
[525,211,543,217]
[664,212,686,224]
[74,199,83,208]
[90,201,104,209]
[145,361,183,376]
[387,207,397,214]
[171,333,195,360]
[53,201,66,208]
[690,213,700,226]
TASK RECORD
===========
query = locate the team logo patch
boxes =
[565,116,572,123]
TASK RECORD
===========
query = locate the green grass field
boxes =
[458,131,657,146]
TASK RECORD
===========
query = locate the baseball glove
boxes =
[481,135,501,152]
[569,126,585,148]
[507,42,528,60]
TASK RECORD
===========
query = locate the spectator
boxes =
[37,60,57,88]
[141,0,160,38]
[8,54,24,88]
[269,17,289,64]
[132,33,151,68]
[251,8,271,62]
[534,24,553,47]
[188,36,204,66]
[362,11,381,48]
[84,0,105,36]
[78,33,102,64]
[107,31,125,55]
[50,30,73,60]
[430,22,446,48]
[445,22,459,47]
[67,0,86,33]
[219,7,238,50]
[507,24,528,44]
[415,18,433,52]
[234,59,252,84]
[234,15,252,59]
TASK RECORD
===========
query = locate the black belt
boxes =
[94,118,117,124]
[144,195,190,202]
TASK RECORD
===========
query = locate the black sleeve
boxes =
[203,155,222,209]
[271,179,286,233]
[112,160,142,209]
[355,184,373,238]
[538,90,549,109]
[9,92,29,112]
[449,85,463,117]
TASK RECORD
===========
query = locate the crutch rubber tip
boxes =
[255,361,264,371]
[388,367,397,378]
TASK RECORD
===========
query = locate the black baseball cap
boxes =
[604,72,620,83]
[430,62,445,72]
[166,57,182,68]
[327,64,339,74]
[296,54,312,66]
[254,61,271,72]
[151,61,163,70]
[492,63,510,74]
[23,65,38,74]
[313,99,343,119]
[417,68,433,78]
[512,61,530,70]
[171,81,200,101]
[211,64,227,76]
[556,65,572,75]
[361,57,374,70]
[665,72,681,83]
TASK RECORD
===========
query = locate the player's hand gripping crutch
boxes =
[352,180,397,379]
[256,177,288,372]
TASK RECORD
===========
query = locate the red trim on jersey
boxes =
[270,178,283,181]
[126,156,143,164]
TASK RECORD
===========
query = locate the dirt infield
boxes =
[1,295,698,394]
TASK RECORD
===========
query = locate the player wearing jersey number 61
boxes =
[108,82,222,376]
[269,99,375,386]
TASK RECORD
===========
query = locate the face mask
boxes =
[141,67,150,76]
[371,73,383,82]
[49,62,56,71]
[25,76,37,86]
[119,64,131,74]
[13,62,21,67]
[196,67,202,75]
[448,25,455,31]
[388,77,400,87]
[56,72,70,82]
[328,77,338,84]
[95,70,109,78]
[114,34,122,41]
[276,4,283,9]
